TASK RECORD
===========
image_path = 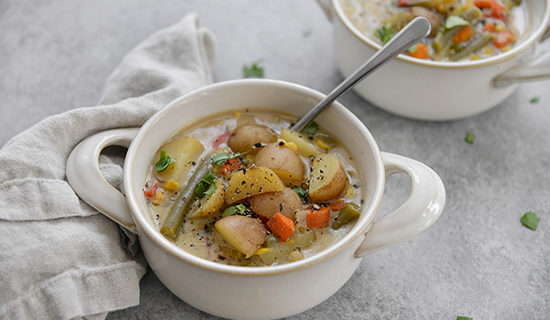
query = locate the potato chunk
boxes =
[227,124,277,153]
[225,167,285,204]
[254,143,305,185]
[187,180,226,219]
[154,136,204,182]
[280,129,322,158]
[308,154,347,201]
[215,215,267,257]
[249,188,302,219]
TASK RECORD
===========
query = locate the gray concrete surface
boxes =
[1,1,549,319]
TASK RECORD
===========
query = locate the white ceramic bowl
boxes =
[317,0,550,120]
[66,79,445,319]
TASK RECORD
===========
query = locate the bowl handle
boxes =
[493,26,550,88]
[316,0,333,21]
[354,152,446,257]
[66,128,140,234]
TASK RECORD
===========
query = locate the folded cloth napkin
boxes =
[0,13,215,320]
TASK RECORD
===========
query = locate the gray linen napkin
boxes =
[0,13,215,320]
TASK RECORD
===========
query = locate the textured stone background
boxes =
[1,1,549,319]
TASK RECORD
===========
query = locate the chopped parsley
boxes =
[243,60,264,78]
[530,97,540,104]
[521,211,539,230]
[194,174,216,198]
[375,24,394,45]
[301,121,320,135]
[292,187,308,200]
[443,16,469,32]
[456,317,473,320]
[155,151,176,172]
[465,132,475,144]
[303,29,312,37]
[211,151,248,165]
[222,204,253,217]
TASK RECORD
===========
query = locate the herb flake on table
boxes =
[530,96,540,104]
[243,60,264,78]
[194,173,216,198]
[303,29,312,37]
[302,121,319,135]
[155,151,175,172]
[465,132,475,144]
[521,211,539,230]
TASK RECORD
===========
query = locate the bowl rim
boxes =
[124,79,386,276]
[331,0,550,69]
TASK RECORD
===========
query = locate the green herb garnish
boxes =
[155,151,176,172]
[457,317,473,320]
[292,187,308,200]
[222,204,253,217]
[194,174,216,198]
[243,60,264,78]
[302,121,320,135]
[375,24,395,45]
[211,151,248,165]
[465,132,475,144]
[521,211,539,230]
[443,16,469,32]
[303,29,312,37]
[530,97,540,104]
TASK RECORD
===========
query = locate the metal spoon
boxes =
[291,17,431,131]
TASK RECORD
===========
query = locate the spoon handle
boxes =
[291,17,431,131]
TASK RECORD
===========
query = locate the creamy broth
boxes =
[341,0,524,61]
[144,110,364,266]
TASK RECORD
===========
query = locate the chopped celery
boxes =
[332,203,361,230]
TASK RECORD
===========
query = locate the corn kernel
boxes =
[151,200,160,206]
[285,142,298,152]
[255,247,270,255]
[470,55,480,60]
[155,190,164,201]
[233,111,241,118]
[315,138,332,150]
[483,47,494,55]
[164,180,179,192]
[495,22,505,32]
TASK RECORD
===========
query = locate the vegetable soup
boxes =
[341,0,525,61]
[144,110,364,266]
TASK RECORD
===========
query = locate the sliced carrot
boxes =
[144,183,158,199]
[267,213,295,242]
[329,200,346,211]
[397,0,410,6]
[306,207,331,228]
[407,43,430,59]
[492,30,516,48]
[221,158,242,176]
[483,22,495,32]
[452,25,474,43]
[474,0,506,20]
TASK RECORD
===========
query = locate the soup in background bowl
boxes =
[66,79,445,319]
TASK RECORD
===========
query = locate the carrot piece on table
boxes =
[492,30,516,48]
[267,213,295,242]
[306,207,331,228]
[452,25,474,43]
[408,43,430,59]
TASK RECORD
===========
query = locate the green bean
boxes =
[160,154,212,239]
[450,33,494,61]
[332,203,361,230]
[433,27,461,53]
